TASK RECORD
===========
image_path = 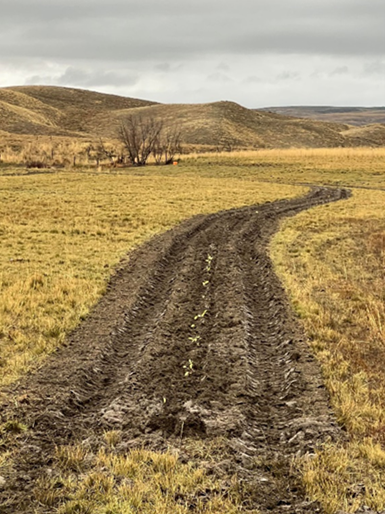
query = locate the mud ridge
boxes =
[0,186,350,513]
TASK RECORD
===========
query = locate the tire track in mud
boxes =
[1,186,350,513]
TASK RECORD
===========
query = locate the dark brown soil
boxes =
[0,187,350,513]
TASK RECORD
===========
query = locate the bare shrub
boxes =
[118,115,181,166]
[25,159,47,169]
[152,125,182,165]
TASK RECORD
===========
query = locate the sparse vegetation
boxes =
[0,136,124,169]
[271,187,385,512]
[183,359,194,377]
[263,105,385,127]
[183,147,385,188]
[0,171,302,388]
[118,115,181,166]
[33,445,244,514]
[1,85,385,151]
[1,146,385,513]
[118,115,164,166]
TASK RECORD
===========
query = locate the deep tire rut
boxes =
[0,187,350,513]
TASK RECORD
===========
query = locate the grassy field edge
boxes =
[271,189,385,513]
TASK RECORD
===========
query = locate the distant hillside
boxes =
[341,124,385,147]
[0,86,156,137]
[261,106,385,127]
[1,86,385,149]
[83,100,352,149]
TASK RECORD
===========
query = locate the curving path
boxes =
[0,186,350,513]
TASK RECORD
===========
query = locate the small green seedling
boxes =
[205,254,213,271]
[189,335,201,345]
[194,310,207,320]
[183,359,194,376]
[202,280,209,287]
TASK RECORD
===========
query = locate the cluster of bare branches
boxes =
[0,138,125,169]
[118,115,181,166]
[152,125,181,165]
[85,140,125,167]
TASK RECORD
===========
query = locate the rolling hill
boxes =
[0,86,384,149]
[0,86,156,137]
[261,106,385,127]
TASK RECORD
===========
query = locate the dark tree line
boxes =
[118,115,181,166]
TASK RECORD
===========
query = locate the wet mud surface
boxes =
[0,187,350,513]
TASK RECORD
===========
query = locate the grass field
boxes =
[1,147,385,513]
[183,147,385,188]
[33,438,245,514]
[0,170,304,388]
[271,187,385,513]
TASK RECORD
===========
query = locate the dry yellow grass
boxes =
[0,136,123,168]
[272,188,385,512]
[0,85,155,137]
[2,147,385,512]
[260,106,385,126]
[184,147,385,188]
[0,170,303,388]
[34,441,247,514]
[0,164,284,511]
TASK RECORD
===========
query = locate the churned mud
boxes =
[0,187,350,513]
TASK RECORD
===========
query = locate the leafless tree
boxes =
[118,115,164,166]
[152,125,182,165]
[84,140,117,166]
[118,115,181,166]
[94,139,116,166]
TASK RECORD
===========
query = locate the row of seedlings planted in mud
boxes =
[182,251,214,378]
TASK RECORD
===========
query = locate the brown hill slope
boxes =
[0,89,77,137]
[107,101,385,149]
[341,124,385,146]
[261,106,385,126]
[97,101,351,149]
[1,86,384,149]
[0,86,157,136]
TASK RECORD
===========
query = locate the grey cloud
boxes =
[217,62,230,72]
[27,74,57,85]
[243,76,264,84]
[155,63,171,72]
[364,60,385,75]
[243,71,300,85]
[329,66,350,76]
[27,67,139,88]
[154,63,183,73]
[1,0,384,107]
[0,0,384,62]
[207,73,232,83]
[2,0,384,22]
[276,71,300,81]
[59,68,139,87]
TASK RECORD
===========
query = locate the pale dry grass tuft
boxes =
[34,445,246,514]
[272,188,385,512]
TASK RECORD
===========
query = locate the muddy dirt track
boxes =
[1,187,350,513]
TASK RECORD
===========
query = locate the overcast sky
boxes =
[1,0,384,107]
